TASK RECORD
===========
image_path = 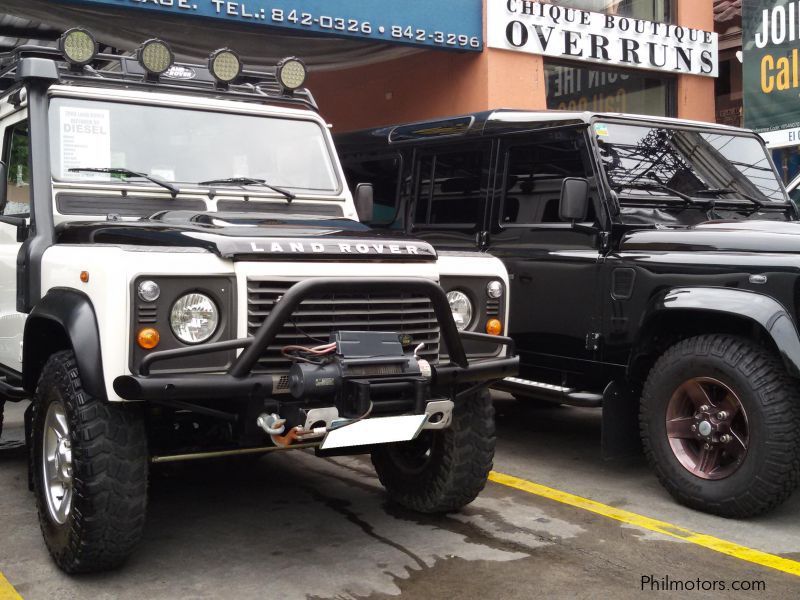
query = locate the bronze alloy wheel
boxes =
[665,377,749,480]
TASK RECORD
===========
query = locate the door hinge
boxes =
[600,231,611,252]
[585,332,602,352]
[476,231,489,248]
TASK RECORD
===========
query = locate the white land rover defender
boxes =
[0,30,517,573]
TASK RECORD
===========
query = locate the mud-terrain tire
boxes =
[640,335,800,518]
[31,350,148,573]
[371,389,495,513]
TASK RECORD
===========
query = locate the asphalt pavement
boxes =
[1,395,798,599]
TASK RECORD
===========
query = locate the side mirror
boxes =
[354,183,374,222]
[559,177,589,222]
[0,161,7,211]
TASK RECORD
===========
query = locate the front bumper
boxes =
[113,277,518,408]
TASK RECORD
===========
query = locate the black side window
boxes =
[414,150,487,227]
[502,134,595,225]
[343,155,401,224]
[3,121,30,216]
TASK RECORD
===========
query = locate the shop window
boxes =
[3,121,30,216]
[414,150,487,227]
[544,60,675,117]
[343,155,402,224]
[501,135,596,225]
[552,0,672,22]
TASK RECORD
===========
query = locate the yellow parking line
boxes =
[0,572,22,600]
[489,471,800,577]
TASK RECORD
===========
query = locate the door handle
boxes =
[519,275,533,284]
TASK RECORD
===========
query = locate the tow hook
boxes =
[256,413,328,447]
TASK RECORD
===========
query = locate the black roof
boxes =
[334,109,589,150]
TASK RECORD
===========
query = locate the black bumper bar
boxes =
[114,277,518,402]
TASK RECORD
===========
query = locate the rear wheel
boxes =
[640,335,800,517]
[32,350,149,573]
[371,390,495,513]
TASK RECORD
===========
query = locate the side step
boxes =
[495,377,603,408]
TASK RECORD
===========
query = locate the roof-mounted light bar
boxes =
[276,57,307,94]
[138,38,174,78]
[59,28,98,67]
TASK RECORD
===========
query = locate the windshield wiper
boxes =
[612,180,694,204]
[198,177,296,202]
[68,167,180,197]
[693,188,772,209]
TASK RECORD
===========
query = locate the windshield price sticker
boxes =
[68,1,483,51]
[59,107,111,180]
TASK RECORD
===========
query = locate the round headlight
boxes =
[139,39,174,75]
[487,280,503,299]
[446,290,473,331]
[170,293,219,344]
[276,57,307,91]
[59,28,98,66]
[209,48,242,84]
[138,280,160,303]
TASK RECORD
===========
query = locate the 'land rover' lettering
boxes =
[246,239,434,258]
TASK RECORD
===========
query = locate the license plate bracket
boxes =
[320,414,427,450]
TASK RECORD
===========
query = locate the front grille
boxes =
[247,279,441,373]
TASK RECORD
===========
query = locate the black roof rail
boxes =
[0,44,318,111]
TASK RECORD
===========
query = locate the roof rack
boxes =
[0,43,318,111]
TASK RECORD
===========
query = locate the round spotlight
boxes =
[209,48,242,84]
[139,39,174,75]
[138,280,161,303]
[59,28,98,66]
[276,57,307,91]
[487,280,503,299]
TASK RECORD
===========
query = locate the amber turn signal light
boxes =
[486,319,503,336]
[137,328,160,350]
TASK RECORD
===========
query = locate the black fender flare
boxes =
[23,288,106,399]
[634,287,800,378]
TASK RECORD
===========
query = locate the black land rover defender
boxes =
[337,109,800,518]
[0,33,517,573]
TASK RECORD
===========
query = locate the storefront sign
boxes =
[63,0,483,51]
[743,1,800,146]
[488,1,718,77]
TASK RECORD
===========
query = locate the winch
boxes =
[288,331,433,418]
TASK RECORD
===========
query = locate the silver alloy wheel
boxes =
[42,401,73,525]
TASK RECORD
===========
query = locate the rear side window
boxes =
[3,120,30,216]
[414,150,488,227]
[501,135,595,226]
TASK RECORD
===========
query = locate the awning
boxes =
[0,0,420,71]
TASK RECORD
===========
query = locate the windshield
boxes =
[49,98,339,193]
[593,122,787,204]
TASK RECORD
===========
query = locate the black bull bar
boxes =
[113,277,519,403]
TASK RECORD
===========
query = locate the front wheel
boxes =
[31,351,149,573]
[640,335,800,518]
[371,390,495,513]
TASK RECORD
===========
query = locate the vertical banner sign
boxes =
[487,1,718,77]
[62,0,484,51]
[743,1,800,147]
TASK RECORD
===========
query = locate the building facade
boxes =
[1,1,717,133]
[312,1,717,131]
